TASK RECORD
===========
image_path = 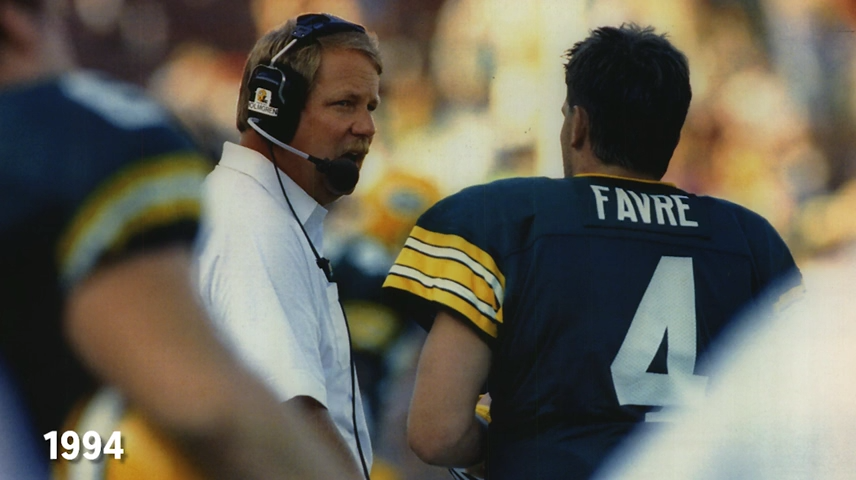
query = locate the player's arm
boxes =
[408,308,491,468]
[64,245,360,480]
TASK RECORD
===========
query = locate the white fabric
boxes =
[195,142,371,468]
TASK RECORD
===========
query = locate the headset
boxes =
[247,13,363,195]
[255,13,372,480]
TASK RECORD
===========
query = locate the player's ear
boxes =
[0,2,40,51]
[570,105,589,149]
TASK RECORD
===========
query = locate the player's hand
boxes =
[451,393,491,479]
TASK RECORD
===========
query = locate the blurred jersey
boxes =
[329,171,441,429]
[333,170,443,350]
[54,389,202,480]
[383,174,802,480]
[592,251,856,480]
[0,71,210,454]
[0,362,47,480]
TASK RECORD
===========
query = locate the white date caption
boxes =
[44,431,124,460]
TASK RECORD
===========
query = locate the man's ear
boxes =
[570,105,589,149]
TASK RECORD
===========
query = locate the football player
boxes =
[383,23,802,480]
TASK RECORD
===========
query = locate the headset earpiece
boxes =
[247,63,308,145]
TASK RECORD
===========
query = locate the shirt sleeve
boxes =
[382,186,505,344]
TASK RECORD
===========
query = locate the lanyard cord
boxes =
[268,145,371,479]
[270,146,333,282]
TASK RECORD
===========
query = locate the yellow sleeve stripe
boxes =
[395,246,500,310]
[108,198,201,251]
[57,153,210,287]
[408,226,505,304]
[383,274,499,338]
[387,264,503,324]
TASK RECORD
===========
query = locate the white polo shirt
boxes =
[195,142,371,468]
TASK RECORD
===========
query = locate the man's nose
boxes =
[351,109,376,138]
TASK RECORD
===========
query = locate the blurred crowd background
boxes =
[58,0,856,478]
[63,0,856,262]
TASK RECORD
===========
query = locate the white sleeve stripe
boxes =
[404,236,504,305]
[401,245,501,309]
[388,264,500,322]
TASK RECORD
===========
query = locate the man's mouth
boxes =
[342,151,366,164]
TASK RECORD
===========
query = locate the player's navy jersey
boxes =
[0,72,211,444]
[383,174,802,480]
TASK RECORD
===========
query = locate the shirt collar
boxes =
[218,142,328,232]
[573,173,677,188]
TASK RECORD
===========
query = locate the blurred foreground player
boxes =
[0,362,46,479]
[383,24,803,479]
[0,1,357,478]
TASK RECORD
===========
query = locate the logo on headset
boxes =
[248,87,278,117]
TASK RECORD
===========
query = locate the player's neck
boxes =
[568,153,659,182]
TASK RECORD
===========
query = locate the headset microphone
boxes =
[315,156,360,195]
[248,118,360,195]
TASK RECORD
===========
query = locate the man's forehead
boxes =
[314,51,379,93]
[316,48,379,75]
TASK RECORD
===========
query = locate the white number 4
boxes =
[610,256,708,421]
[103,431,124,459]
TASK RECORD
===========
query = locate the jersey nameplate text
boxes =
[580,182,711,238]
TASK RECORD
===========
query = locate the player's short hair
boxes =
[235,16,382,133]
[564,23,691,179]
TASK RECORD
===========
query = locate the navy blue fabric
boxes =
[386,174,800,479]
